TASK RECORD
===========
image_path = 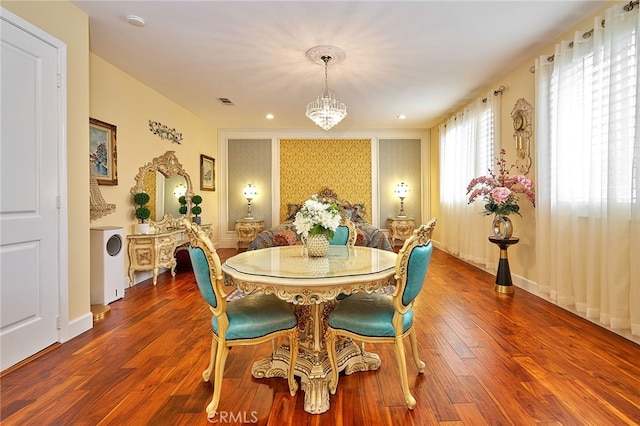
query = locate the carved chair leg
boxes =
[326,330,339,394]
[287,330,299,396]
[202,335,217,382]
[207,342,229,420]
[393,336,416,410]
[408,329,425,373]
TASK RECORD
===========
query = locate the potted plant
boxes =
[466,149,535,239]
[133,192,151,234]
[178,195,188,216]
[293,194,341,257]
[191,194,203,224]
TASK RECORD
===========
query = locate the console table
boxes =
[127,223,211,285]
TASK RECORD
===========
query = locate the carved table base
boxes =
[252,338,380,414]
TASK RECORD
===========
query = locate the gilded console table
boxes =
[127,223,211,285]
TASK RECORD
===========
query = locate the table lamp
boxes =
[394,182,409,217]
[242,184,257,219]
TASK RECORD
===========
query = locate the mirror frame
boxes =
[130,151,194,228]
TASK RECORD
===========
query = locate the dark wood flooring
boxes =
[1,247,639,425]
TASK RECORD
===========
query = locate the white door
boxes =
[1,10,63,371]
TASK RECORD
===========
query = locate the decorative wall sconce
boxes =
[393,182,410,217]
[173,183,187,198]
[149,120,183,144]
[242,184,258,219]
[511,98,533,175]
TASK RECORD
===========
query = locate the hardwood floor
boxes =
[2,247,639,425]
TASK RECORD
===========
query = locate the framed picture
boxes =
[89,118,118,185]
[200,154,215,191]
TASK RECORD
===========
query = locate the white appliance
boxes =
[90,226,125,305]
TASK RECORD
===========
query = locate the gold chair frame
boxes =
[336,215,357,247]
[184,221,299,419]
[326,218,437,409]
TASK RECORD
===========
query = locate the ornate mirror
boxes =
[130,151,193,229]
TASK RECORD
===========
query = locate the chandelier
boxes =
[305,45,347,131]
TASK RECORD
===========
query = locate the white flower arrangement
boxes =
[293,194,341,239]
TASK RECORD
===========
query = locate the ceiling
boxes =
[71,0,608,131]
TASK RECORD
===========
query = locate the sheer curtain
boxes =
[439,92,500,267]
[535,3,640,338]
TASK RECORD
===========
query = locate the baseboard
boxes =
[511,276,640,346]
[62,311,93,343]
[440,247,640,347]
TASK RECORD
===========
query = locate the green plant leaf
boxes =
[133,192,150,206]
[135,206,151,221]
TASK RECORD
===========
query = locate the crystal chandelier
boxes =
[305,46,347,131]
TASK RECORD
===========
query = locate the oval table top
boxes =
[222,245,397,304]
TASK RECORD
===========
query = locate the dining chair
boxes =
[184,221,299,419]
[329,216,357,246]
[332,217,357,302]
[326,218,437,409]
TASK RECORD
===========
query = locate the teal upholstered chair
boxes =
[329,217,357,246]
[332,217,357,301]
[326,218,437,409]
[184,221,298,420]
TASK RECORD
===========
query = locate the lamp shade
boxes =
[394,182,410,199]
[243,184,257,201]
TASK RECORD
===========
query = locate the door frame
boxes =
[1,8,69,343]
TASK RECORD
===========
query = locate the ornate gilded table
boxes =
[234,218,264,250]
[222,245,397,414]
[387,216,416,247]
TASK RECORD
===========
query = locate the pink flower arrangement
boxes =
[466,149,535,216]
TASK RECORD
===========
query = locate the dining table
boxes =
[222,244,397,414]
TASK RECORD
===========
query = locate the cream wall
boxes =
[89,53,219,280]
[5,0,617,343]
[3,1,218,338]
[429,2,617,287]
[4,1,91,327]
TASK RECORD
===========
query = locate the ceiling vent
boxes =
[217,97,235,106]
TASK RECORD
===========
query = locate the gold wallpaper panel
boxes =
[142,171,157,220]
[279,139,372,222]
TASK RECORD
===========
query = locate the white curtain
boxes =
[535,3,640,337]
[439,92,500,267]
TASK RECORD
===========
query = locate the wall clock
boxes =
[510,98,533,175]
[513,113,526,131]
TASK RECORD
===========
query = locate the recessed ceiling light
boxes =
[127,15,145,27]
[265,114,274,120]
[397,114,407,120]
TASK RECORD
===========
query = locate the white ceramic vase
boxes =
[304,234,330,257]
